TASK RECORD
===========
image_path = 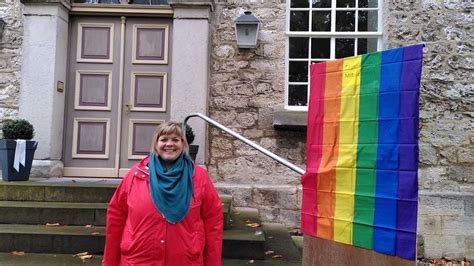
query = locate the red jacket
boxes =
[103,156,223,266]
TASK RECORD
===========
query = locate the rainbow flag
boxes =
[301,44,423,260]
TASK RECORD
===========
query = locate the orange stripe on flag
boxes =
[316,59,343,240]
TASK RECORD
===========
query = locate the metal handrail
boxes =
[183,113,305,175]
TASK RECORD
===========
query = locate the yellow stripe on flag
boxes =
[333,56,362,244]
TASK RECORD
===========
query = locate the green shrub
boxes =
[185,125,195,144]
[2,119,35,140]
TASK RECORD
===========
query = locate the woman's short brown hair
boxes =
[151,121,189,154]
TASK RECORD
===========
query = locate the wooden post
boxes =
[303,235,416,266]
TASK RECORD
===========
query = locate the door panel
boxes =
[119,18,172,172]
[64,16,172,177]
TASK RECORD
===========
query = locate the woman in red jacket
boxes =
[103,122,223,266]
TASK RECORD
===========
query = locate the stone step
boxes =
[0,201,108,226]
[0,179,117,203]
[0,208,263,259]
[223,207,265,260]
[0,224,105,254]
[0,196,231,229]
[0,215,301,265]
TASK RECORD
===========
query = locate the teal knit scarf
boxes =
[148,152,194,224]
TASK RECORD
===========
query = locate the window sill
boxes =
[272,105,307,130]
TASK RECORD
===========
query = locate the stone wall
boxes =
[208,0,306,227]
[209,0,473,260]
[0,0,22,124]
[383,0,473,260]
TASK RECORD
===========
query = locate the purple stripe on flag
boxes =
[396,45,423,260]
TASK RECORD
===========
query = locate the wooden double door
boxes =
[63,16,172,177]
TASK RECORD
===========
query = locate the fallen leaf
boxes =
[79,255,93,260]
[272,255,283,259]
[246,223,261,228]
[264,250,274,255]
[74,252,89,257]
[46,223,61,227]
[84,225,92,228]
[267,236,273,239]
[91,232,100,235]
[11,251,25,256]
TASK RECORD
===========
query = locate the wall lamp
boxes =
[234,11,260,49]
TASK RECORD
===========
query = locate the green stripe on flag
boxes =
[353,52,381,249]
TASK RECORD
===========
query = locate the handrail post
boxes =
[183,113,305,176]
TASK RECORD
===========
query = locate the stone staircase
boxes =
[0,178,301,265]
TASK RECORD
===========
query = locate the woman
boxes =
[103,122,223,266]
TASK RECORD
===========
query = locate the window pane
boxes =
[312,0,331,8]
[336,38,355,58]
[337,0,355,7]
[312,11,331,32]
[357,38,378,55]
[291,0,309,8]
[311,38,330,59]
[289,61,308,82]
[358,10,378,31]
[290,11,310,32]
[150,0,168,4]
[359,0,377,8]
[289,38,309,59]
[336,11,355,31]
[288,85,308,106]
[130,0,150,3]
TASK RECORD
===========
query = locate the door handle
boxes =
[125,103,131,113]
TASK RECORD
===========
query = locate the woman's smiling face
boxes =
[156,133,184,165]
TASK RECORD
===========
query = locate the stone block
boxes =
[31,160,62,178]
[443,0,474,9]
[448,55,474,70]
[389,0,422,11]
[418,167,450,190]
[214,183,253,207]
[278,208,300,228]
[255,82,272,94]
[417,234,424,259]
[441,215,474,236]
[439,146,459,165]
[421,0,443,10]
[214,44,235,58]
[248,94,282,108]
[423,235,465,260]
[466,236,474,261]
[417,215,442,235]
[458,147,474,163]
[456,42,473,54]
[257,107,273,129]
[209,110,237,127]
[465,196,474,216]
[418,194,464,216]
[242,129,264,139]
[235,112,256,128]
[233,140,259,156]
[447,165,474,183]
[211,95,249,109]
[253,185,298,209]
[259,205,279,223]
[297,185,302,206]
[419,144,438,165]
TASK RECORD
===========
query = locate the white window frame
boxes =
[285,0,383,110]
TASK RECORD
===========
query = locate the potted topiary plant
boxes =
[185,124,199,161]
[0,119,38,181]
